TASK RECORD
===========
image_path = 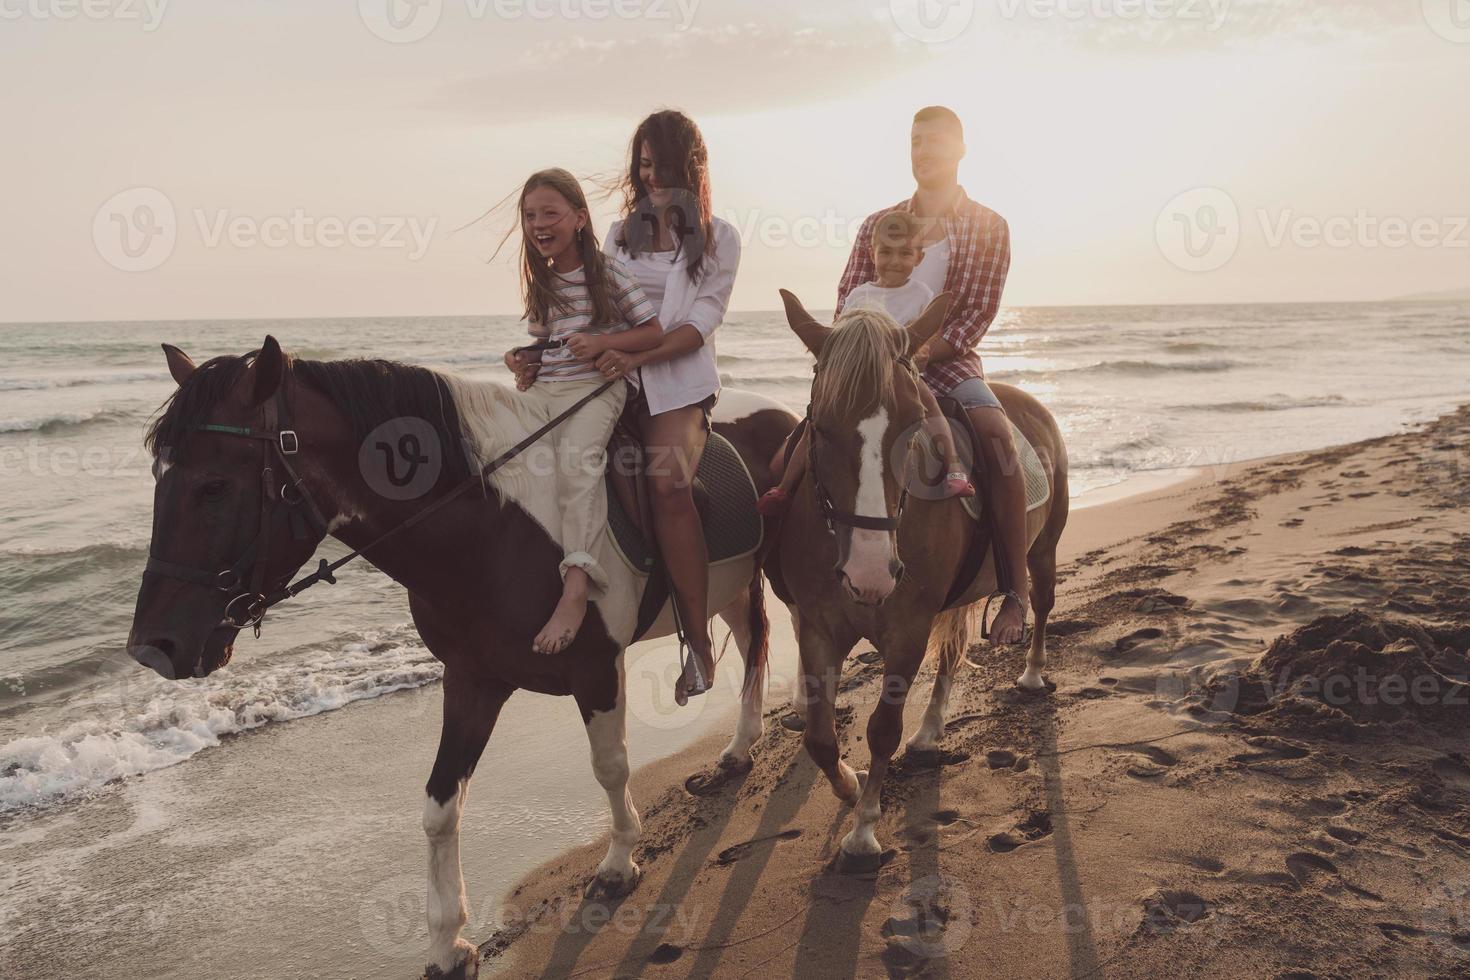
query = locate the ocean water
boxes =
[1,301,1468,816]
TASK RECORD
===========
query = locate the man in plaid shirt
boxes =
[837,106,1029,647]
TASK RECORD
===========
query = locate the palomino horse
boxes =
[125,337,797,979]
[772,291,1069,868]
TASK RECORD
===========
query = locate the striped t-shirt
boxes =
[529,259,658,382]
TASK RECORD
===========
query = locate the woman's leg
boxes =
[642,403,714,703]
[534,382,627,655]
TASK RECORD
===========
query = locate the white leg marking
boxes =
[717,592,764,768]
[585,662,641,890]
[839,770,879,855]
[423,784,476,974]
[907,673,952,753]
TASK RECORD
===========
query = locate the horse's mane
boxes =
[144,352,476,485]
[812,307,908,420]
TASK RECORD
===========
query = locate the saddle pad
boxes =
[965,420,1051,517]
[606,431,763,577]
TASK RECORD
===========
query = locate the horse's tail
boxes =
[928,602,975,677]
[741,569,771,697]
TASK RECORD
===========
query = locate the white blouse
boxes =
[605,217,741,416]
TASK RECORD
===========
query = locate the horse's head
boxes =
[127,336,328,680]
[780,288,952,606]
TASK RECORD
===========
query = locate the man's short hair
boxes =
[872,210,924,249]
[913,105,963,139]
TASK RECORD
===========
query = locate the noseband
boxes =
[145,387,330,636]
[806,354,919,536]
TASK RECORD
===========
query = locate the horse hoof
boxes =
[1015,674,1054,694]
[779,711,806,733]
[424,940,479,980]
[585,865,641,900]
[834,846,887,876]
[717,751,754,774]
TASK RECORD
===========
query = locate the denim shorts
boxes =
[946,377,1003,412]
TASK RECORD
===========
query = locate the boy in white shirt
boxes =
[759,211,975,515]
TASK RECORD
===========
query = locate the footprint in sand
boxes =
[984,749,1030,772]
[1139,889,1211,935]
[987,811,1053,853]
[1124,744,1180,779]
[1285,851,1385,903]
[1280,517,1305,528]
[1115,627,1165,653]
[713,828,803,866]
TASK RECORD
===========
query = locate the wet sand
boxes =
[481,406,1470,979]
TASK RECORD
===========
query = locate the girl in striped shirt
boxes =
[502,168,663,655]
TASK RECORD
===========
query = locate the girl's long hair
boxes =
[618,109,715,283]
[516,168,619,328]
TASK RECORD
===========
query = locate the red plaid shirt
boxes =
[837,188,1011,395]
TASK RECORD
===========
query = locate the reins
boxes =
[146,374,616,638]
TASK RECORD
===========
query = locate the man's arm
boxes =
[836,212,880,314]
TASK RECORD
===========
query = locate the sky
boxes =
[1,0,1467,321]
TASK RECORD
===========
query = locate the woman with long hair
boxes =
[593,110,741,704]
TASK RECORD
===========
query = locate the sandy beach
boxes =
[478,404,1470,980]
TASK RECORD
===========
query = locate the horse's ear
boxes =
[162,343,196,387]
[905,291,953,356]
[779,289,829,356]
[250,335,287,405]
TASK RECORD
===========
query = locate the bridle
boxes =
[145,386,330,636]
[806,353,921,536]
[143,372,617,639]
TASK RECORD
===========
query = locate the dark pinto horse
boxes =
[771,291,1069,868]
[126,337,797,979]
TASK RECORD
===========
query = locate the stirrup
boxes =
[980,589,1027,642]
[676,637,711,702]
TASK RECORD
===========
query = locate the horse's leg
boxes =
[715,578,765,771]
[424,672,513,979]
[1019,545,1057,690]
[798,620,861,805]
[841,643,924,865]
[906,607,968,754]
[577,657,643,898]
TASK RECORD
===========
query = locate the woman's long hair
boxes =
[516,168,619,328]
[618,109,715,283]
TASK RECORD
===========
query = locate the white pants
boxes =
[519,378,626,600]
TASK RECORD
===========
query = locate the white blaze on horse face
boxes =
[842,406,899,605]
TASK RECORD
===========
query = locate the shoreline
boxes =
[479,403,1470,979]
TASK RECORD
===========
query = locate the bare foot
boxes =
[988,593,1026,646]
[534,573,589,655]
[674,640,715,705]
